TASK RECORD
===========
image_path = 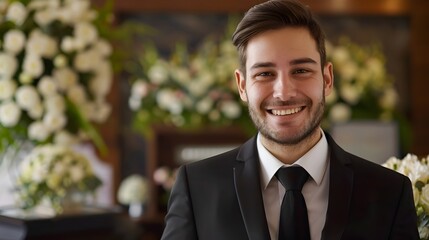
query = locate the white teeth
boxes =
[271,107,302,116]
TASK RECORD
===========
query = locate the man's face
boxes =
[235,27,333,145]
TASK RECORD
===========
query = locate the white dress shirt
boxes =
[257,129,330,240]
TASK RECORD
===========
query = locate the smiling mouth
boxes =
[270,107,304,116]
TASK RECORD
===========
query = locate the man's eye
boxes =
[293,69,309,74]
[255,72,273,77]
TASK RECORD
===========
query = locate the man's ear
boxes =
[323,62,334,97]
[235,69,248,102]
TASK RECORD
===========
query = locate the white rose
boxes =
[148,61,169,84]
[93,39,112,57]
[379,87,397,110]
[74,49,98,72]
[0,79,17,100]
[70,165,84,182]
[221,100,241,119]
[54,130,78,146]
[4,29,26,54]
[38,76,58,96]
[6,2,28,26]
[131,80,149,99]
[54,54,68,68]
[23,54,44,78]
[0,53,18,80]
[53,67,78,91]
[128,96,141,111]
[43,111,67,132]
[67,84,87,104]
[117,175,148,204]
[27,102,44,120]
[0,100,21,127]
[61,36,76,53]
[89,101,111,123]
[196,97,213,114]
[340,84,361,105]
[74,21,98,47]
[26,30,58,58]
[89,66,112,97]
[15,85,41,110]
[34,8,57,26]
[45,94,66,113]
[420,184,429,215]
[28,121,51,141]
[329,103,352,123]
[413,187,420,207]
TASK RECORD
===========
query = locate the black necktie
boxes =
[276,166,310,240]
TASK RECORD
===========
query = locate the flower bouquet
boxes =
[117,174,148,217]
[325,37,397,124]
[16,144,102,214]
[383,154,429,239]
[0,0,113,155]
[128,19,254,137]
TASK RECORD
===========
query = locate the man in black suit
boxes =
[161,0,419,239]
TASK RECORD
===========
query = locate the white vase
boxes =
[128,202,143,218]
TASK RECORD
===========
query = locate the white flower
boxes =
[93,39,112,57]
[70,165,85,182]
[23,54,44,78]
[27,102,44,120]
[3,29,26,54]
[131,80,149,99]
[28,121,51,141]
[221,100,241,119]
[38,76,58,96]
[33,7,57,26]
[54,130,78,146]
[53,67,78,91]
[43,111,67,132]
[379,87,397,110]
[60,36,76,53]
[44,94,66,113]
[0,79,17,100]
[196,97,213,114]
[6,2,28,26]
[129,96,141,111]
[15,85,41,110]
[117,175,148,204]
[420,185,429,215]
[340,83,361,105]
[329,103,352,123]
[0,52,18,80]
[148,61,169,84]
[74,21,98,47]
[54,54,68,68]
[0,100,21,127]
[26,30,58,58]
[67,84,87,104]
[89,101,111,123]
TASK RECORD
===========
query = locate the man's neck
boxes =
[260,128,322,165]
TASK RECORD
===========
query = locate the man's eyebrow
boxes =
[290,57,318,65]
[250,62,276,70]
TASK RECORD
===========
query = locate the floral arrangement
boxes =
[128,19,254,137]
[0,0,113,155]
[117,174,148,205]
[383,154,429,239]
[16,144,102,213]
[325,37,397,125]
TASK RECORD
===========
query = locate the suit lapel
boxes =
[322,134,354,240]
[233,137,271,240]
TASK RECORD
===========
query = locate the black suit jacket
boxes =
[161,134,419,240]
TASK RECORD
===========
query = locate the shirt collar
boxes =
[257,129,329,190]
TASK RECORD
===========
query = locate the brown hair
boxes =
[232,0,326,74]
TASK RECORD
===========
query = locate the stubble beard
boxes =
[248,95,325,146]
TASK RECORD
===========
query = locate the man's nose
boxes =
[272,74,296,100]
